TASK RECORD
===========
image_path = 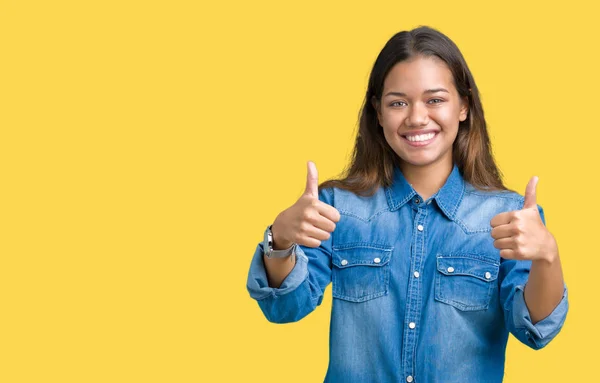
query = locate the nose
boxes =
[406,102,429,127]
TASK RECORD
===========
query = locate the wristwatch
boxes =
[263,225,296,259]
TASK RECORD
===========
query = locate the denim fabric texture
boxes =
[247,165,568,383]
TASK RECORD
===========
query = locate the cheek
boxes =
[381,126,403,149]
[381,127,395,143]
[431,105,462,124]
[380,108,405,125]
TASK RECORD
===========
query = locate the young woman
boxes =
[246,26,568,383]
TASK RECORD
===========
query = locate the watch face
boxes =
[264,226,273,255]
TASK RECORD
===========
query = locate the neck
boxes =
[400,159,453,201]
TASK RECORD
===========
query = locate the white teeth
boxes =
[406,133,435,142]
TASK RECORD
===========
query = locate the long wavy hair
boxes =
[320,26,507,196]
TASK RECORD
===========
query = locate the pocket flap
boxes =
[436,255,499,282]
[332,244,393,268]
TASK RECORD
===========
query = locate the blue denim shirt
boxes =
[247,165,568,383]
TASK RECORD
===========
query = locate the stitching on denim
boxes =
[435,296,489,311]
[453,217,493,234]
[333,260,390,268]
[434,267,493,311]
[333,243,394,251]
[398,192,414,209]
[338,208,391,222]
[413,206,428,367]
[466,190,523,201]
[452,180,466,218]
[385,186,414,211]
[332,290,387,302]
[454,189,524,233]
[331,256,390,302]
[436,253,500,266]
[385,187,395,209]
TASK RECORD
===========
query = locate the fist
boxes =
[272,161,341,248]
[490,176,558,262]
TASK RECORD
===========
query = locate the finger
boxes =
[304,161,319,198]
[490,224,516,240]
[493,237,516,250]
[490,211,514,228]
[301,225,331,242]
[297,236,322,248]
[308,213,337,233]
[316,202,341,223]
[499,249,517,259]
[523,176,539,209]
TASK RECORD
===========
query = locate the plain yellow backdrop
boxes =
[1,0,597,381]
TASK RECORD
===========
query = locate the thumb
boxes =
[523,176,539,209]
[304,161,319,198]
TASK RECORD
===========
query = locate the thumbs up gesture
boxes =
[271,161,341,249]
[490,177,558,262]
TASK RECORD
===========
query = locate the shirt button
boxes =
[407,376,414,382]
[417,224,424,231]
[447,266,455,273]
[415,198,420,204]
[485,271,492,279]
[409,322,416,329]
[341,259,348,266]
[414,271,420,278]
[374,257,381,264]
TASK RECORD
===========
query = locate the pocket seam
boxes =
[434,254,498,311]
[332,246,392,303]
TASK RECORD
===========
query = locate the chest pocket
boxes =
[435,255,499,311]
[331,244,393,303]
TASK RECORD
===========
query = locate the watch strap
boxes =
[264,225,296,258]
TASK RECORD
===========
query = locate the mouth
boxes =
[401,131,439,147]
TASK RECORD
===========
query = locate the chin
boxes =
[396,153,439,168]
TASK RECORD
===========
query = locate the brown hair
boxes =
[320,26,507,196]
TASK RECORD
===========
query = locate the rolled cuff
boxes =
[510,284,569,350]
[246,243,309,301]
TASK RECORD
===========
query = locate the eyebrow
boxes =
[384,88,450,97]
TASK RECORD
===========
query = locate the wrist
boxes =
[271,222,293,250]
[263,224,295,259]
[533,254,557,267]
[536,234,559,265]
[273,234,294,250]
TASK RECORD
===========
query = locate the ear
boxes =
[459,96,469,122]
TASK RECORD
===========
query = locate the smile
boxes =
[402,131,438,147]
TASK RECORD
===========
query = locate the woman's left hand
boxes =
[490,176,558,263]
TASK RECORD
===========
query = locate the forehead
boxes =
[383,56,456,93]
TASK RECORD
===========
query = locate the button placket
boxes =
[403,205,428,380]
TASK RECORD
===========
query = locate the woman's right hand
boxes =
[271,161,341,249]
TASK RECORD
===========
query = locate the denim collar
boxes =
[385,164,465,221]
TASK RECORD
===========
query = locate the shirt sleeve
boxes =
[245,188,334,323]
[499,203,569,350]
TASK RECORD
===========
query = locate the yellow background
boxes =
[1,0,597,381]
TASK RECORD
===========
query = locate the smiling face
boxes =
[374,55,468,173]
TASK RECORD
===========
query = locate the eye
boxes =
[428,98,444,104]
[390,101,408,107]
